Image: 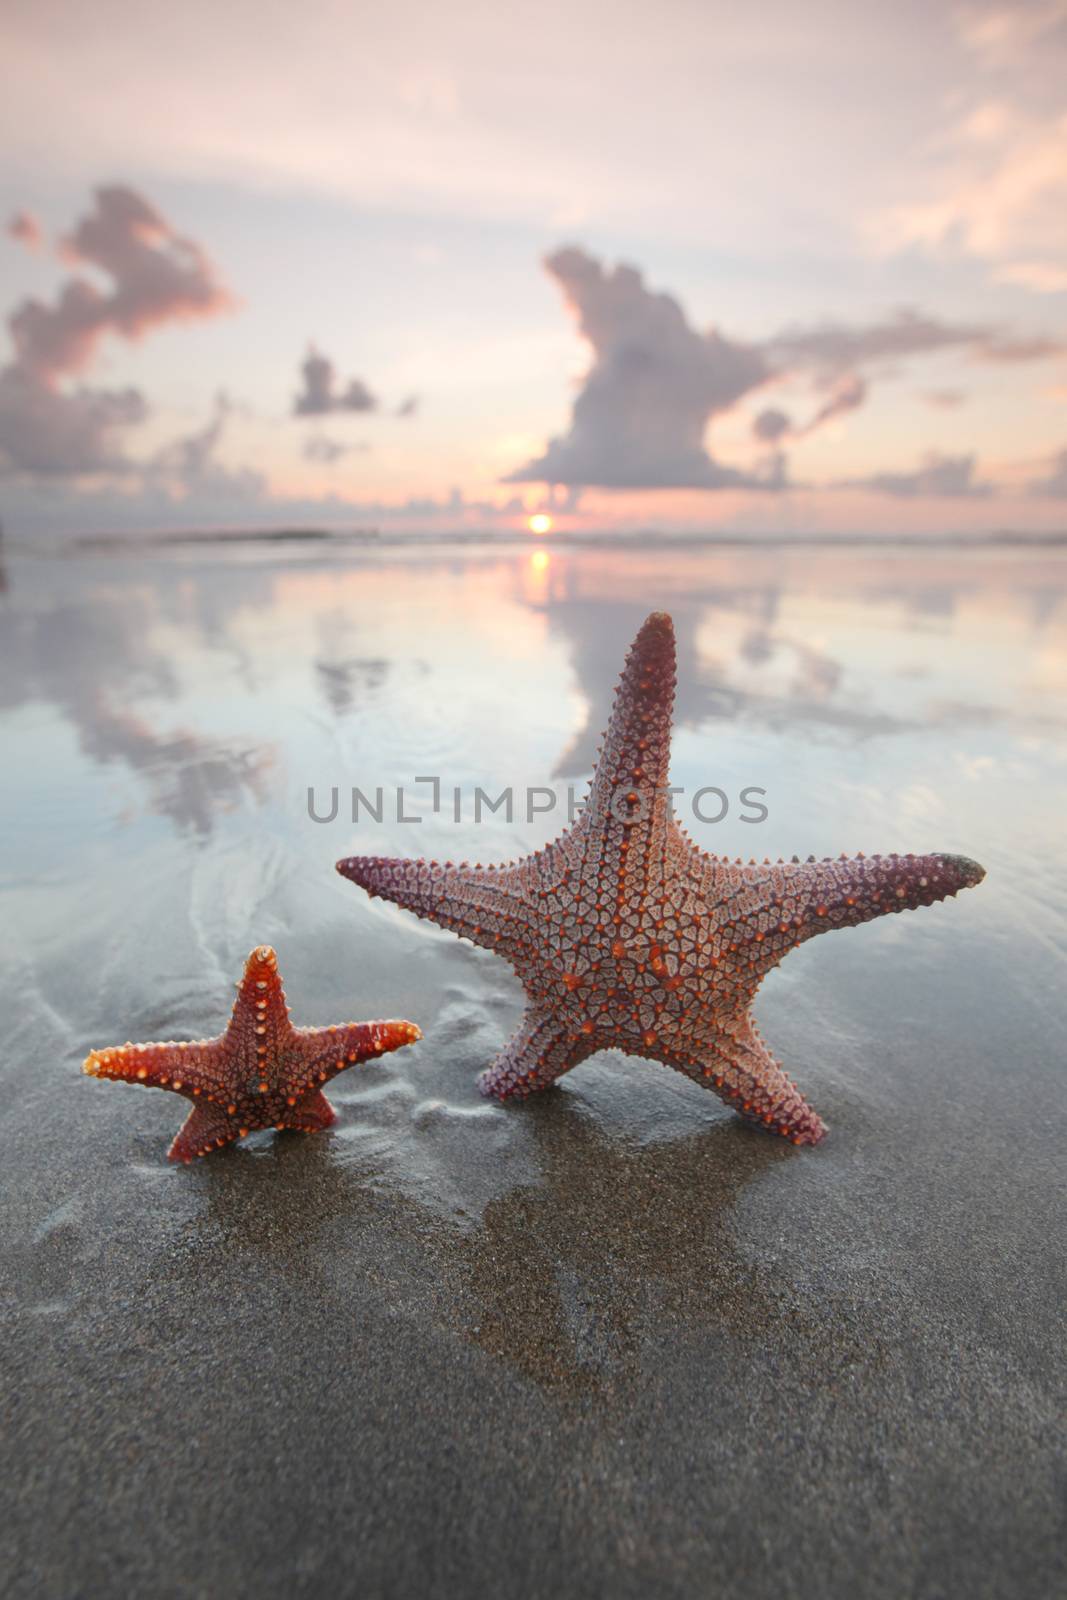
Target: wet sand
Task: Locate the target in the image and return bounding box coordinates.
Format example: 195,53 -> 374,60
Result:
1,537 -> 1065,1598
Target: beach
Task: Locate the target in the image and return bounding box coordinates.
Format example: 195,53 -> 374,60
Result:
1,534 -> 1065,1598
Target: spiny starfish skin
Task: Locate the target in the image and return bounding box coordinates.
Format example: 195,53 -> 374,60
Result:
337,613 -> 985,1145
84,945 -> 421,1161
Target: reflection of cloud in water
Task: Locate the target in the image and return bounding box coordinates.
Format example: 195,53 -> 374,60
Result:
314,610 -> 389,716
5,539 -> 1066,838
514,548 -> 1067,774
83,697 -> 273,836
0,582 -> 274,836
524,593 -> 895,776
315,656 -> 389,717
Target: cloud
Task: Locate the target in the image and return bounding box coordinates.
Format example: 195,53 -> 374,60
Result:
995,260 -> 1067,293
978,334 -> 1066,361
802,371 -> 867,433
758,309 -> 1060,450
924,389 -> 967,408
752,407 -> 791,443
11,185 -> 232,385
303,434 -> 367,464
1,464 -> 536,538
505,247 -> 769,489
1029,447 -> 1067,497
508,249 -> 1065,492
956,2 -> 1067,63
752,376 -> 865,444
874,6 -> 1067,286
844,452 -> 992,498
884,116 -> 1067,287
149,393 -> 265,502
294,346 -> 378,416
0,368 -> 146,476
7,211 -> 42,250
0,185 -> 233,479
768,308 -> 996,371
396,394 -> 419,418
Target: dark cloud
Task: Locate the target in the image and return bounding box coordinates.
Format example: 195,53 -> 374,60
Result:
762,312 -> 1061,456
755,376 -> 865,446
7,211 -> 42,250
0,185 -> 233,479
1029,448 -> 1067,498
752,407 -> 792,444
506,247 -> 769,489
294,346 -> 378,416
396,394 -> 419,418
766,308 -> 993,373
803,371 -> 867,433
765,309 -> 1064,375
508,250 -> 1064,493
844,452 -> 991,498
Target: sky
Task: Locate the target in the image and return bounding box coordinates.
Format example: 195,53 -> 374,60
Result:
1,0 -> 1066,537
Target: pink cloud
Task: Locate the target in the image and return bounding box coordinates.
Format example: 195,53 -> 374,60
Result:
7,211 -> 43,251
1,185 -> 234,477
11,185 -> 233,385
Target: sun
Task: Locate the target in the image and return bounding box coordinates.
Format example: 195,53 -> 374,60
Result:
527,512 -> 553,535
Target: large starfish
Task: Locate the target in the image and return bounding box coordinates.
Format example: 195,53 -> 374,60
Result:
84,945 -> 421,1161
337,613 -> 984,1144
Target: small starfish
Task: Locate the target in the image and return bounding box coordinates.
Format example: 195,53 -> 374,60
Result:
84,945 -> 421,1161
338,612 -> 985,1145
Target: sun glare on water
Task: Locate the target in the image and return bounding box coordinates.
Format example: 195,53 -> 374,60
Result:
527,513 -> 553,534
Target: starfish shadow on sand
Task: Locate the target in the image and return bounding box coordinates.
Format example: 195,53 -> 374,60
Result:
455,1086 -> 816,1398
115,1078 -> 814,1405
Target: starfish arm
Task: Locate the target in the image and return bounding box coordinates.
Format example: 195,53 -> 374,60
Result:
478,1009 -> 591,1100
675,1015 -> 827,1146
222,944 -> 296,1054
336,855 -> 535,962
775,851 -> 986,945
580,612 -> 678,879
287,1019 -> 422,1096
278,1088 -> 337,1133
168,1101 -> 242,1163
83,1036 -> 228,1100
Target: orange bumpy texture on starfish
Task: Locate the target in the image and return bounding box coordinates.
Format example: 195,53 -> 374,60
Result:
84,945 -> 421,1161
338,612 -> 984,1146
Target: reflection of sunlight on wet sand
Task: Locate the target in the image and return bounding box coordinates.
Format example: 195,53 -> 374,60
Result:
522,548 -> 551,606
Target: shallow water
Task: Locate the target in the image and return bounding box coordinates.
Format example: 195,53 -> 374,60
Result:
1,535 -> 1065,1598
